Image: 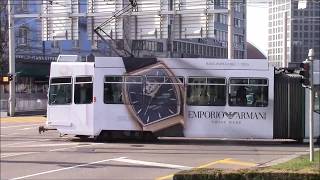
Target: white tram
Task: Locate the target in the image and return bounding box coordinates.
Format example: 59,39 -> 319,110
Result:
47,55 -> 274,139
307,60 -> 320,139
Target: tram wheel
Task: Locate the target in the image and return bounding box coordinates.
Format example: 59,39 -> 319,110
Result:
142,132 -> 158,142
75,135 -> 90,141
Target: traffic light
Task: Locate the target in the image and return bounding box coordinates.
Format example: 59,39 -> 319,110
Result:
299,60 -> 311,87
8,74 -> 13,81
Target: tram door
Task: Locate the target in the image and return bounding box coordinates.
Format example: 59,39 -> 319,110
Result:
71,76 -> 94,134
47,77 -> 73,127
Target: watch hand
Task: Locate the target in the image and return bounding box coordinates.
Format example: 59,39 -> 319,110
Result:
144,83 -> 161,98
144,96 -> 152,116
150,84 -> 162,98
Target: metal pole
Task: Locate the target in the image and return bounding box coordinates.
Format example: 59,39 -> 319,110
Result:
8,0 -> 15,116
308,48 -> 314,162
227,0 -> 234,59
283,11 -> 287,67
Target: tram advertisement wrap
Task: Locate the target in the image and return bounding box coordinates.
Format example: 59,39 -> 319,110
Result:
123,61 -> 185,133
120,59 -> 273,138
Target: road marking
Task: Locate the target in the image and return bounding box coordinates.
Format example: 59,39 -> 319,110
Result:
155,174 -> 174,180
155,158 -> 249,180
220,159 -> 257,167
49,144 -> 98,152
113,158 -> 192,170
1,152 -> 37,159
8,143 -> 85,148
1,124 -> 43,129
155,158 -> 230,180
10,157 -> 127,180
1,132 -> 31,136
1,143 -> 99,159
2,139 -> 51,147
19,127 -> 35,130
195,158 -> 232,169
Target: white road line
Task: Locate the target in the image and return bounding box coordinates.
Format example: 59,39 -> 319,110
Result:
1,143 -> 101,159
1,124 -> 43,129
10,157 -> 127,180
112,158 -> 193,170
0,132 -> 30,136
18,127 -> 35,130
2,139 -> 51,147
49,144 -> 98,152
8,143 -> 84,148
1,152 -> 37,158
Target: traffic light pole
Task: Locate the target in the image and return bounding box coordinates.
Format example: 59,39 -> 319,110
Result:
8,0 -> 16,116
308,49 -> 314,162
227,0 -> 234,59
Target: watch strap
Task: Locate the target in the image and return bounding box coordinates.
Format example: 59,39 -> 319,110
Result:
122,57 -> 158,73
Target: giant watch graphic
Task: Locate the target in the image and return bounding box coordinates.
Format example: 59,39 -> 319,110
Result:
122,58 -> 184,132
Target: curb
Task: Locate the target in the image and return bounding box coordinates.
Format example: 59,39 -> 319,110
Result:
173,169 -> 320,180
257,148 -> 320,167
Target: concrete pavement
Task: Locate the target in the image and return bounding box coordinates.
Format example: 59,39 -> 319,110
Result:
0,116 -> 314,180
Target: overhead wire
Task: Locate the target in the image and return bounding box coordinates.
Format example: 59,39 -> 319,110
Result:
2,0 -> 276,7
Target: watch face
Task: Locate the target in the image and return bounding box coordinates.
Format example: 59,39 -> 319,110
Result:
124,64 -> 181,126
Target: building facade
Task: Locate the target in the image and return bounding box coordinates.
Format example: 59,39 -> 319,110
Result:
0,0 -> 99,112
4,0 -> 248,62
268,0 -> 320,67
0,0 -> 247,112
127,0 -> 247,59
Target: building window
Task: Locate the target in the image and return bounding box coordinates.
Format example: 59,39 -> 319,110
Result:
49,77 -> 72,105
74,76 -> 93,104
20,0 -> 28,11
187,77 -> 226,106
52,41 -> 60,49
104,76 -> 124,104
229,78 -> 268,107
73,40 -> 79,49
18,27 -> 28,46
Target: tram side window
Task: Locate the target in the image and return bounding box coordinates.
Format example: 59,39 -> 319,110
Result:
49,77 -> 72,105
124,75 -> 143,105
229,78 -> 268,107
74,76 -> 93,104
104,76 -> 123,104
187,77 -> 226,106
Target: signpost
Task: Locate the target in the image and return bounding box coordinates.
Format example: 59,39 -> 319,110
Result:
308,49 -> 314,162
8,0 -> 15,116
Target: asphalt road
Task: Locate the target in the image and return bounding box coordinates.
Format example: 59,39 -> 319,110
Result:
0,116 -> 313,180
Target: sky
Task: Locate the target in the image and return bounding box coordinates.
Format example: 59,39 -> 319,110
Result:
247,4 -> 269,56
